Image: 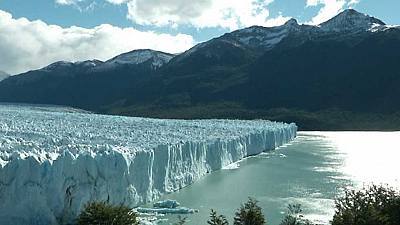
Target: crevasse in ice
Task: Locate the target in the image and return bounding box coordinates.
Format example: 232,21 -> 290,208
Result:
0,105 -> 297,225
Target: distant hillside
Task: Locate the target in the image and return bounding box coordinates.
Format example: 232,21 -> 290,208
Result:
1,10 -> 400,130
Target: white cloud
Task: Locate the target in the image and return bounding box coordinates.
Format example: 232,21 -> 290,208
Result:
55,0 -> 97,11
0,10 -> 195,75
307,0 -> 346,25
126,0 -> 279,30
56,0 -> 282,30
306,0 -> 320,6
263,14 -> 292,27
306,0 -> 362,25
348,0 -> 360,5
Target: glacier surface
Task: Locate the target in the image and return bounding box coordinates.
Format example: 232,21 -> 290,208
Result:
0,105 -> 297,225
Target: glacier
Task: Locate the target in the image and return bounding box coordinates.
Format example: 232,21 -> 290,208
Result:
0,105 -> 297,225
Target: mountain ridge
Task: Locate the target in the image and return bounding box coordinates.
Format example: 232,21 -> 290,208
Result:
1,9 -> 400,130
320,9 -> 386,32
6,9 -> 396,76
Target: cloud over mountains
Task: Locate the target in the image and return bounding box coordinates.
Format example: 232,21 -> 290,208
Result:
0,10 -> 194,74
0,0 -> 363,74
55,0 -> 361,29
307,0 -> 361,24
57,0 -> 291,30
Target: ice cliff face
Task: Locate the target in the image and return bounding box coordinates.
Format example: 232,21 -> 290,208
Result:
0,105 -> 297,225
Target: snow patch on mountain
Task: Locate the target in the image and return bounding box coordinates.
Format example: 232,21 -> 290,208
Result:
38,60 -> 102,73
179,19 -> 303,60
319,9 -> 386,32
369,24 -> 400,32
36,50 -> 173,74
227,18 -> 303,49
75,60 -> 103,68
19,10 -> 397,76
104,49 -> 174,69
40,61 -> 74,72
179,9 -> 396,60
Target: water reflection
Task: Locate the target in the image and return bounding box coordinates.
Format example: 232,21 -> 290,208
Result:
313,132 -> 400,187
153,132 -> 400,225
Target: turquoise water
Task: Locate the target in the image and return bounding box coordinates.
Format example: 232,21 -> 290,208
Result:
151,132 -> 400,225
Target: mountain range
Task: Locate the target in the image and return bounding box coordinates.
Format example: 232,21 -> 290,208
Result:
1,9 -> 399,130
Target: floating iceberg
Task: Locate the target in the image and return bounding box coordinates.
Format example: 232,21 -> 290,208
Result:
138,199 -> 195,216
0,105 -> 297,225
153,199 -> 180,209
137,207 -> 198,214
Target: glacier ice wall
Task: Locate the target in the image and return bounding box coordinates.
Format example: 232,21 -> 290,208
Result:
0,105 -> 297,225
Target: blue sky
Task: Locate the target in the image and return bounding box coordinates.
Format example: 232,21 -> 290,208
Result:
0,0 -> 399,74
1,0 -> 399,41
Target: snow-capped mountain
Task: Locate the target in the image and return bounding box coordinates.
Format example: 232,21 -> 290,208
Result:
39,60 -> 103,74
7,9 -> 397,77
223,18 -> 303,49
101,49 -> 174,70
75,59 -> 103,68
37,49 -> 173,74
177,18 -> 305,61
319,9 -> 386,32
0,49 -> 175,109
40,61 -> 74,71
1,9 -> 399,130
0,71 -> 9,81
177,9 -> 397,61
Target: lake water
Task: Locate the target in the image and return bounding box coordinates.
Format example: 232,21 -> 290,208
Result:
152,132 -> 400,225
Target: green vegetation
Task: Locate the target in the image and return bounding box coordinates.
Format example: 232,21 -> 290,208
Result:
77,201 -> 138,225
279,204 -> 313,225
76,185 -> 400,225
181,185 -> 399,225
175,216 -> 188,225
332,185 -> 400,225
233,198 -> 266,225
207,209 -> 229,225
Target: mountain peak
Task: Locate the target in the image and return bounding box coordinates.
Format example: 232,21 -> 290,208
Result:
75,59 -> 103,67
284,18 -> 299,27
40,60 -> 102,72
319,9 -> 385,32
213,19 -> 301,51
40,61 -> 74,71
105,49 -> 174,68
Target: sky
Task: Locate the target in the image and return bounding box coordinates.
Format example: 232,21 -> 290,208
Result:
0,0 -> 399,75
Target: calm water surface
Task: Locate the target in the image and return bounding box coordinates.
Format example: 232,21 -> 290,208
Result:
153,132 -> 400,225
